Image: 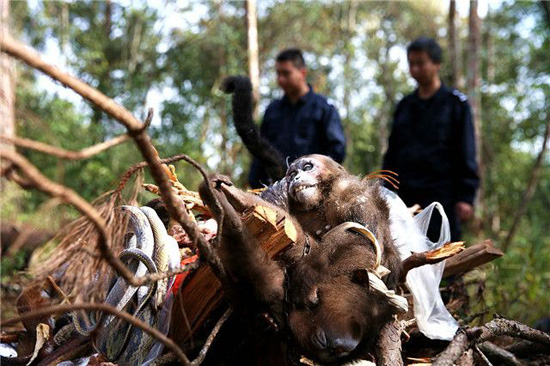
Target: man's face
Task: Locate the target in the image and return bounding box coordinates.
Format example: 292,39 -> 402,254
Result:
276,60 -> 306,95
407,50 -> 440,86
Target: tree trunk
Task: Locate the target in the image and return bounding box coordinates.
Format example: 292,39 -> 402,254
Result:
245,0 -> 260,121
502,115 -> 550,252
486,14 -> 494,83
467,0 -> 483,231
341,1 -> 357,164
448,0 -> 459,88
0,0 -> 15,152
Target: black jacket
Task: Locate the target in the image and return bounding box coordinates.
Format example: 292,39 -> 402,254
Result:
249,87 -> 346,188
382,83 -> 479,206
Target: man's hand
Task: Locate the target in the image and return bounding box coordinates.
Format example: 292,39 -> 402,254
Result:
455,201 -> 474,222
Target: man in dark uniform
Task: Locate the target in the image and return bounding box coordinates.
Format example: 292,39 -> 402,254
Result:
383,37 -> 479,241
248,48 -> 346,188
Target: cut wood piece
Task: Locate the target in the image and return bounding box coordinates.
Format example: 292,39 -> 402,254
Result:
443,239 -> 503,278
400,241 -> 465,283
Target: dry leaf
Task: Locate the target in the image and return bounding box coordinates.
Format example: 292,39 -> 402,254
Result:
26,323 -> 50,365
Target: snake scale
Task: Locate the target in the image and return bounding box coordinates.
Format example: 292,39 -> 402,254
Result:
72,205 -> 181,365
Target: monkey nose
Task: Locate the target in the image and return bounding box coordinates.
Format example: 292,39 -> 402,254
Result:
312,328 -> 359,357
329,337 -> 359,357
312,329 -> 328,350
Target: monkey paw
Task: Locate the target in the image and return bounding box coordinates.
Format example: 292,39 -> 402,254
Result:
209,173 -> 233,189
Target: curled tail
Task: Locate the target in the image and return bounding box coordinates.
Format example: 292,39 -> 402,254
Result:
220,76 -> 286,182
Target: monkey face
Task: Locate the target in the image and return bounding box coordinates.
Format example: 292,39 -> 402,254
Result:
286,155 -> 340,210
288,275 -> 386,364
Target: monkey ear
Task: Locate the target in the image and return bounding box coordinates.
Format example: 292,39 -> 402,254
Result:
306,286 -> 319,307
352,269 -> 370,290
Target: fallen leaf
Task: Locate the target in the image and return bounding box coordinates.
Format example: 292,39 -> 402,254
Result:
26,323 -> 50,365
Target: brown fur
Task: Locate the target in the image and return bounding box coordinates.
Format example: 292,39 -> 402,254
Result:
196,170 -> 401,365
285,154 -> 402,288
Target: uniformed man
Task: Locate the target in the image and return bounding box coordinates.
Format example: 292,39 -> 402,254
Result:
248,48 -> 346,188
383,37 -> 479,241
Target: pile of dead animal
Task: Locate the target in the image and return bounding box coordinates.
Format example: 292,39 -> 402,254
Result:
1,77 -> 549,366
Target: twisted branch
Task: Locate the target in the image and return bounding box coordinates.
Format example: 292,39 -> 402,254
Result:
0,35 -> 228,287
432,316 -> 550,366
0,35 -> 142,131
0,149 -> 135,283
0,133 -> 130,160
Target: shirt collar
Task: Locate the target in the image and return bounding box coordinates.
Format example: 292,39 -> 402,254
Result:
414,81 -> 447,101
282,84 -> 314,105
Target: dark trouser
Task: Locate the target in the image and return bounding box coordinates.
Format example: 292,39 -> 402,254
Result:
397,187 -> 462,242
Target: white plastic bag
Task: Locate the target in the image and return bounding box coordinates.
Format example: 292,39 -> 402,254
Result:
382,188 -> 458,341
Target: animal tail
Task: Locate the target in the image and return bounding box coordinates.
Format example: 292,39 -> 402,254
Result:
220,76 -> 286,182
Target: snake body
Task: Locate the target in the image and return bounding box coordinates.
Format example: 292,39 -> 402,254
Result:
72,205 -> 181,365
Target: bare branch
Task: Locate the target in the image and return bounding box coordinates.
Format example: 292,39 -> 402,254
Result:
432,316 -> 550,366
0,149 -> 138,284
0,35 -> 142,132
0,302 -> 190,366
478,342 -> 524,366
150,307 -> 234,366
1,37 -> 229,288
400,241 -> 464,283
190,307 -> 233,366
443,239 -> 503,278
0,133 -> 130,160
375,320 -> 405,366
132,260 -> 200,287
1,162 -> 34,188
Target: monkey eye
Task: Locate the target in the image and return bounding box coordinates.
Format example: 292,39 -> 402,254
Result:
303,163 -> 314,171
289,170 -> 298,181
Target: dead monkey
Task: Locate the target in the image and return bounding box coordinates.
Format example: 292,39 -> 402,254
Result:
287,223 -> 406,364
198,176 -> 406,365
219,76 -> 401,286
196,77 -> 405,364
263,154 -> 402,289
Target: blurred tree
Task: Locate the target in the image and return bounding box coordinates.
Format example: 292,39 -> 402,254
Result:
467,0 -> 484,230
448,0 -> 459,88
1,0 -> 15,151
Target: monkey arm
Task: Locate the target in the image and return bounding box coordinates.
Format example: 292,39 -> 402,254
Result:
198,179 -> 285,321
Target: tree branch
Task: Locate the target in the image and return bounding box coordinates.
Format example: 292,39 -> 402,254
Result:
1,36 -> 229,287
502,114 -> 550,251
146,307 -> 233,366
0,149 -> 135,282
190,307 -> 233,366
375,320 -> 407,366
432,316 -> 550,366
0,302 -> 190,366
400,241 -> 464,283
0,133 -> 130,160
0,35 -> 142,131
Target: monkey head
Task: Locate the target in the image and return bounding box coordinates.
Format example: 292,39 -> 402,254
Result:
286,154 -> 345,211
287,223 -> 400,364
288,269 -> 391,364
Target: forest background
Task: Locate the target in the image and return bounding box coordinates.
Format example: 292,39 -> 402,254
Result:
1,0 -> 549,328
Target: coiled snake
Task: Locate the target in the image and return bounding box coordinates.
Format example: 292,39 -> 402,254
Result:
72,205 -> 181,365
